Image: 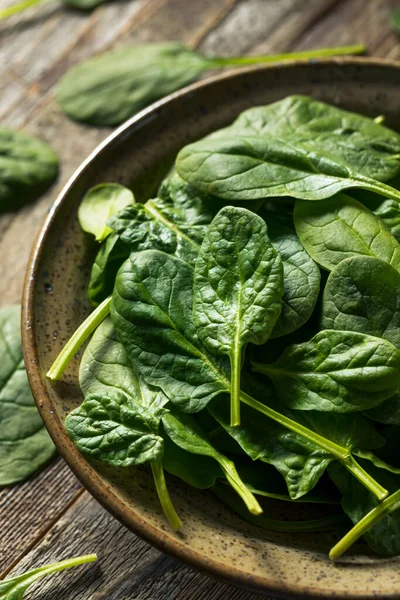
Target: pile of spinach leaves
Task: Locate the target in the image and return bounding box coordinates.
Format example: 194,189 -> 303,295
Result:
48,95 -> 400,561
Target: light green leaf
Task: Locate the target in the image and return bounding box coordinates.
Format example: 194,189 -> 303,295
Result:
78,183 -> 134,242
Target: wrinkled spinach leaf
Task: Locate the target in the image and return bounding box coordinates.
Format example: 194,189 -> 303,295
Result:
78,184 -> 134,242
0,305 -> 56,486
371,198 -> 400,242
193,206 -> 283,425
253,329 -> 400,412
0,128 -> 58,209
294,194 -> 400,271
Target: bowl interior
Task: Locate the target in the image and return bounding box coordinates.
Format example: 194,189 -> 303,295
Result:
24,59 -> 400,598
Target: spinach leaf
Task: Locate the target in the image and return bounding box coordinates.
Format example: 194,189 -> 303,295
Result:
214,95 -> 400,183
265,215 -> 321,337
253,329 -> 400,412
0,128 -> 58,209
57,43 -> 210,126
66,0 -> 106,7
0,555 -> 97,600
65,390 -> 165,466
88,234 -> 132,306
78,184 -> 134,242
56,45 -> 366,127
371,198 -> 400,242
321,256 -> 400,348
0,305 -> 56,486
329,462 -> 400,558
176,135 -> 400,203
193,206 -> 283,425
213,482 -> 347,533
294,194 -> 400,271
209,393 -> 383,500
364,393 -> 400,425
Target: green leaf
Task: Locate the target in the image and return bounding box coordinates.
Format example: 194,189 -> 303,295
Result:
57,43 -> 209,126
321,256 -> 400,348
0,305 -> 55,486
214,95 -> 400,183
88,233 -> 132,306
65,390 -> 164,466
0,555 -> 97,600
0,128 -> 58,209
176,134 -> 400,203
391,8 -> 400,34
294,194 -> 400,271
193,206 -> 283,425
111,250 -> 229,413
370,198 -> 400,242
364,392 -> 400,425
65,0 -> 106,8
253,329 -> 400,412
265,215 -> 321,337
78,184 -> 134,242
329,462 -> 400,558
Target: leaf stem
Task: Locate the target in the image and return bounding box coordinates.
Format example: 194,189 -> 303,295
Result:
230,347 -> 241,427
205,45 -> 366,67
329,488 -> 400,560
240,391 -> 388,501
218,456 -> 262,515
0,0 -> 51,19
47,296 -> 111,380
151,460 -> 182,530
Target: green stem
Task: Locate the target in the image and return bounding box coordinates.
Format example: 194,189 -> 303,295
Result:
230,347 -> 241,427
214,482 -> 348,532
0,0 -> 52,19
151,460 -> 182,530
218,456 -> 262,515
205,44 -> 366,67
21,554 -> 97,582
329,488 -> 400,560
240,392 -> 388,501
47,296 -> 111,380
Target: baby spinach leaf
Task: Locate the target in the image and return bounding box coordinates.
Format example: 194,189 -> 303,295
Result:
57,43 -> 209,126
294,194 -> 400,271
193,206 -> 284,425
65,390 -> 165,466
321,256 -> 400,348
111,249 -> 229,414
329,462 -> 400,558
265,216 -> 321,337
371,198 -> 400,242
0,128 -> 58,209
176,135 -> 400,203
253,329 -> 400,412
0,555 -> 97,600
364,393 -> 400,425
214,96 -> 400,183
0,305 -> 56,486
88,234 -> 132,306
213,481 -> 347,532
78,184 -> 134,242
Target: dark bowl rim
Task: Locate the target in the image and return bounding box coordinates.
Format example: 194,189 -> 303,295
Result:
22,56 -> 400,600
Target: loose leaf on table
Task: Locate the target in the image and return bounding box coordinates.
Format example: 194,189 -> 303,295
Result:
264,215 -> 320,338
176,134 -> 400,203
0,555 -> 97,600
253,329 -> 400,412
0,305 -> 55,486
329,462 -> 400,559
209,392 -> 384,500
56,44 -> 366,126
78,184 -> 134,242
0,128 -> 58,209
321,256 -> 400,348
193,206 -> 284,425
212,95 -> 400,183
294,194 -> 400,271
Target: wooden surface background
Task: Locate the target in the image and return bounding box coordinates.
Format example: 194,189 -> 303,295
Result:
1,0 -> 400,597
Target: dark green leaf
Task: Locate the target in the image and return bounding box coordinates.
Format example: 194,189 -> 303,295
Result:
265,215 -> 321,337
294,194 -> 400,271
0,128 -> 58,209
78,184 -> 134,242
57,43 -> 209,126
371,198 -> 400,242
364,393 -> 400,425
0,305 -> 55,486
253,329 -> 400,412
65,0 -> 106,8
88,233 -> 132,306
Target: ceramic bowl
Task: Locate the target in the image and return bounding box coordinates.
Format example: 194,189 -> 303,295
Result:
23,58 -> 400,599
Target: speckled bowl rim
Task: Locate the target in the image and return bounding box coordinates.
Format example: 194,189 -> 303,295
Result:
22,57 -> 400,599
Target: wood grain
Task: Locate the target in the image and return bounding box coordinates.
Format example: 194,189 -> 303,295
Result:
2,0 -> 400,598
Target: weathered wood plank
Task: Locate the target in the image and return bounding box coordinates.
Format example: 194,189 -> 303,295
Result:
4,492 -> 269,600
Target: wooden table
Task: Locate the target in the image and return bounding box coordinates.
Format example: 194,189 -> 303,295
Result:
1,0 -> 399,597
